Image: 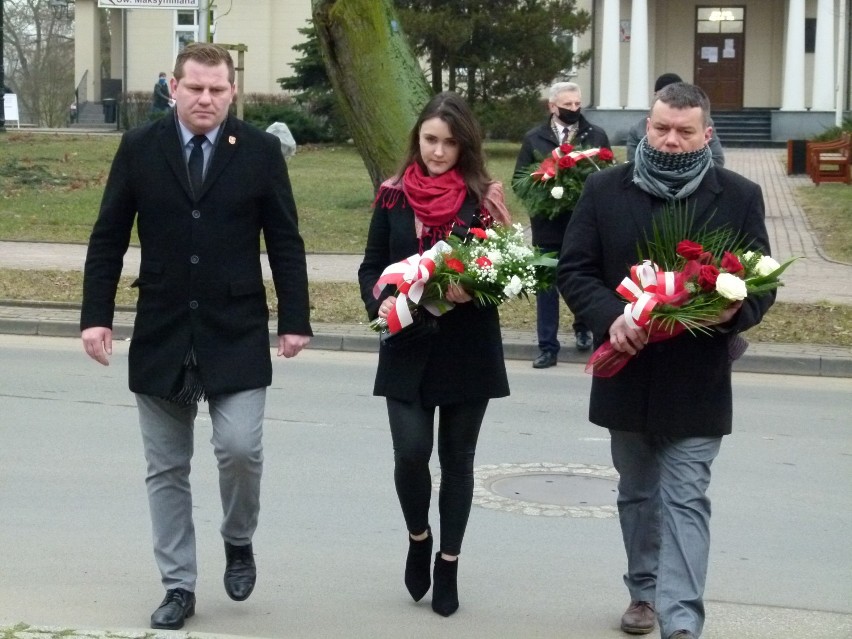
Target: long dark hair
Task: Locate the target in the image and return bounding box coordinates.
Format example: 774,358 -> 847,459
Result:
399,91 -> 492,202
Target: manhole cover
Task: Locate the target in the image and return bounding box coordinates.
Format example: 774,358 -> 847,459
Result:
433,462 -> 620,518
488,473 -> 616,507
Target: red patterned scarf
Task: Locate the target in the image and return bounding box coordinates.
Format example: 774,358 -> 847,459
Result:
401,162 -> 467,228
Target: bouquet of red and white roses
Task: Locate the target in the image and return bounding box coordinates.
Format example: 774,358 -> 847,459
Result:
513,144 -> 617,220
587,206 -> 795,377
371,223 -> 557,335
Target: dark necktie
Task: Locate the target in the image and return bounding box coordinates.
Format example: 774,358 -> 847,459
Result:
561,127 -> 573,144
188,134 -> 206,194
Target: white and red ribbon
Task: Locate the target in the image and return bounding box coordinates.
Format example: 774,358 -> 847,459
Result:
615,260 -> 685,330
372,241 -> 453,333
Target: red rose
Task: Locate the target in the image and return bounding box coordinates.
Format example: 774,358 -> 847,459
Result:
721,251 -> 744,275
558,155 -> 576,169
469,227 -> 488,240
697,264 -> 720,291
676,240 -> 703,260
559,143 -> 574,154
475,256 -> 492,268
680,259 -> 701,280
598,148 -> 614,162
698,251 -> 714,265
445,258 -> 465,274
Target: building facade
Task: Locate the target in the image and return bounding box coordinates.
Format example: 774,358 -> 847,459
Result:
73,0 -> 850,141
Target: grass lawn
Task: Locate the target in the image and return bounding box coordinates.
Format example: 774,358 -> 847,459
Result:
1,131 -> 850,346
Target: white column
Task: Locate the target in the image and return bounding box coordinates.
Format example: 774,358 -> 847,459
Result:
73,0 -> 101,102
812,0 -> 836,110
626,0 -> 650,109
837,0 -> 849,125
781,0 -> 807,110
598,0 -> 621,108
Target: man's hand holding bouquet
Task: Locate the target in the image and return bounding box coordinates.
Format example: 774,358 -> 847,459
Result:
587,205 -> 795,377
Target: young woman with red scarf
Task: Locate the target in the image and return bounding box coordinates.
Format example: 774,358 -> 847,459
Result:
358,92 -> 512,617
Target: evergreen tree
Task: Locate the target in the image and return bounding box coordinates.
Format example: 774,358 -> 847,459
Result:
277,20 -> 347,140
394,0 -> 591,104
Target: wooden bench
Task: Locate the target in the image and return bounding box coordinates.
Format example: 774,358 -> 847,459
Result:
807,132 -> 851,185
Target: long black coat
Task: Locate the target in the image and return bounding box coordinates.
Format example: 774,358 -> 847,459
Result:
81,114 -> 312,397
513,115 -> 611,248
558,163 -> 774,437
358,192 -> 510,406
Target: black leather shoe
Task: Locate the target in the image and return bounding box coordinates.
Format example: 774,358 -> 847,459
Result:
575,330 -> 593,351
532,351 -> 558,368
224,542 -> 256,601
150,588 -> 195,630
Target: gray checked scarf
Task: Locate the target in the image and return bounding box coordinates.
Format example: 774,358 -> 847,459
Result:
633,136 -> 713,201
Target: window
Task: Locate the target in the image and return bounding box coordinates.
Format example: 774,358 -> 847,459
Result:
175,10 -> 198,55
553,30 -> 577,78
696,6 -> 744,34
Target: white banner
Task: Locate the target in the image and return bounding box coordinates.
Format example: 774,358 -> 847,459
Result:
98,0 -> 200,8
4,93 -> 20,127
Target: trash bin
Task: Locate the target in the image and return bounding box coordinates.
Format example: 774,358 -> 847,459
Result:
102,98 -> 117,124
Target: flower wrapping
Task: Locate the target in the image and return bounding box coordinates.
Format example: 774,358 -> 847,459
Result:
585,205 -> 795,377
513,144 -> 617,220
371,223 -> 557,334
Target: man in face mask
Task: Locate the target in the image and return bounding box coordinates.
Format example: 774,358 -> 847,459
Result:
513,82 -> 611,368
151,72 -> 172,116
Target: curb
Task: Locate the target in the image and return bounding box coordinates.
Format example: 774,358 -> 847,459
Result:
1,313 -> 850,379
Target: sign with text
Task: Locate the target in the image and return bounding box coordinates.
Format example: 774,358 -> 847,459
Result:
4,93 -> 20,127
98,0 -> 199,8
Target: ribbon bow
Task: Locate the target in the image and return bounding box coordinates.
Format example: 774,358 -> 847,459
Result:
372,241 -> 452,333
615,260 -> 690,329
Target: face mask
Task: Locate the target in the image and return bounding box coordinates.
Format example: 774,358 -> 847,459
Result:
557,107 -> 581,125
159,78 -> 167,84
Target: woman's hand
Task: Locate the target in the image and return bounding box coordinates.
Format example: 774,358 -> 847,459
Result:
378,295 -> 397,319
445,283 -> 473,304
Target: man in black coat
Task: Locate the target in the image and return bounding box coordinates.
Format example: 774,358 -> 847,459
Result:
81,43 -> 312,630
513,81 -> 611,368
558,83 -> 775,639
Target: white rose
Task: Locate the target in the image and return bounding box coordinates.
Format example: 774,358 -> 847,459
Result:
503,275 -> 523,299
550,186 -> 564,200
715,272 -> 748,301
755,255 -> 781,277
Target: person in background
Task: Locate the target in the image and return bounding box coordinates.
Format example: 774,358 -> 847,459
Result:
81,43 -> 312,630
558,82 -> 774,639
151,72 -> 172,116
625,73 -> 725,167
358,91 -> 511,617
514,81 -> 611,368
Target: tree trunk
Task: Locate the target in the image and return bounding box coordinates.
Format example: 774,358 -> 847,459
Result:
312,0 -> 431,191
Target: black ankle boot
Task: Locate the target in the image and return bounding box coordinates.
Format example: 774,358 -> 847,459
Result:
431,552 -> 459,617
404,528 -> 432,601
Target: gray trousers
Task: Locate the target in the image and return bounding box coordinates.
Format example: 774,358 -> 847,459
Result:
136,388 -> 266,592
610,430 -> 722,639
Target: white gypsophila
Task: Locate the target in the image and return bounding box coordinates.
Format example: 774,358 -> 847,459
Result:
486,228 -> 498,239
755,255 -> 781,277
486,250 -> 503,265
716,272 -> 748,301
550,186 -> 564,200
503,275 -> 524,299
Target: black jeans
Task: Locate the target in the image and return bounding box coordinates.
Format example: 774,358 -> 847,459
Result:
386,397 -> 489,556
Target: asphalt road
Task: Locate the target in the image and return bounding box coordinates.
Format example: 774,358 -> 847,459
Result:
1,335 -> 850,639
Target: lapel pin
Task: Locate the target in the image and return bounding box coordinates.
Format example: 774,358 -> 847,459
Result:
229,136 -> 236,145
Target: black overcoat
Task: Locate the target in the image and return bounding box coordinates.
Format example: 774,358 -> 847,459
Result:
81,114 -> 312,397
558,163 -> 775,437
513,115 -> 611,248
358,192 -> 510,407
